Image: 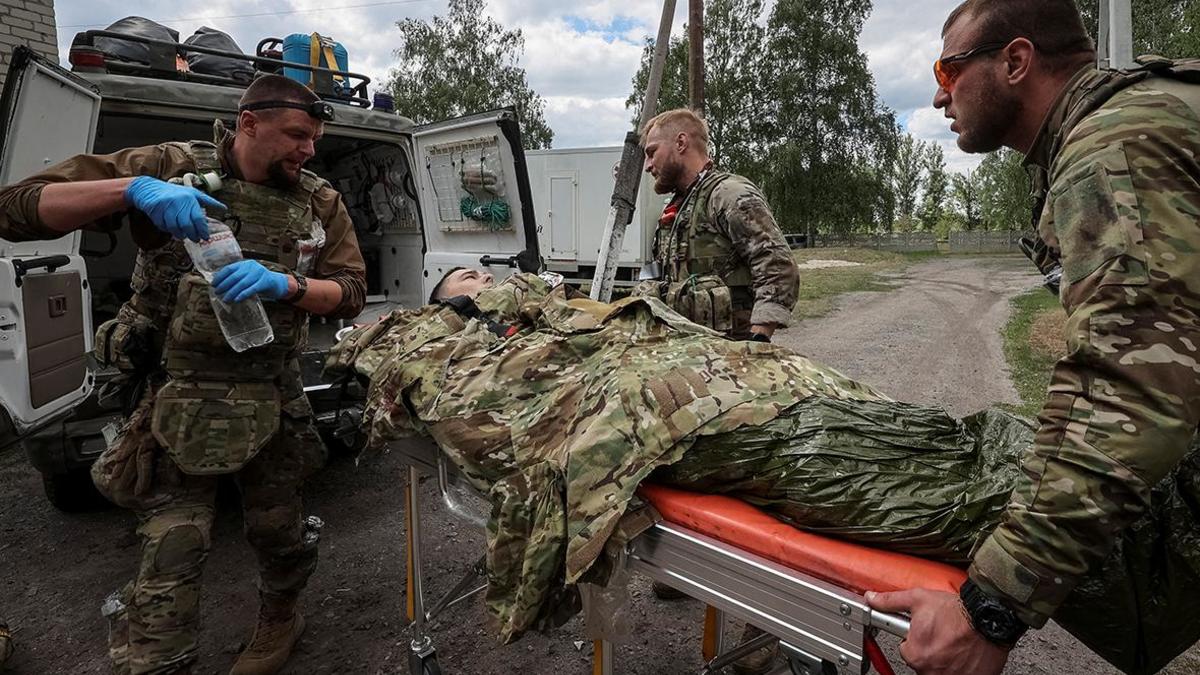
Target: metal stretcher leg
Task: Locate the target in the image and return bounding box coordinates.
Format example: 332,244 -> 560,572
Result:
593,640 -> 614,675
701,606 -> 726,662
405,465 -> 441,675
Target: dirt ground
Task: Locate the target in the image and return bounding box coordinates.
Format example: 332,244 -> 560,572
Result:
1,254 -> 1197,675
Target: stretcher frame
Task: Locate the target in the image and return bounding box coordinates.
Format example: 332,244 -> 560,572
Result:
395,437 -> 911,675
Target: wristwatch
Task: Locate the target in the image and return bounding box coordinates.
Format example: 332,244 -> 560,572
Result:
959,579 -> 1028,647
750,332 -> 771,343
284,273 -> 308,304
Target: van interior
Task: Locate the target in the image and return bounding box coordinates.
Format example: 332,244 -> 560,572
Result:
81,111 -> 425,360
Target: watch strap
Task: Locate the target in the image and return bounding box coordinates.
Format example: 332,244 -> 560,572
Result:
285,273 -> 308,304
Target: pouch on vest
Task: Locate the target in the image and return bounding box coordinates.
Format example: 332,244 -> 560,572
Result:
664,274 -> 733,333
94,311 -> 159,373
151,379 -> 281,475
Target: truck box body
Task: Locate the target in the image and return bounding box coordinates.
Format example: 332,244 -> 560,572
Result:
525,147 -> 665,284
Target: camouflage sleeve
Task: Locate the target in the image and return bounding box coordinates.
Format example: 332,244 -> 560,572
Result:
710,179 -> 800,326
0,144 -> 191,241
969,84 -> 1200,627
311,188 -> 367,319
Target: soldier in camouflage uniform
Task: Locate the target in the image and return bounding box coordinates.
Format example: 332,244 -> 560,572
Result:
0,75 -> 366,674
635,108 -> 799,342
867,2 -> 1200,674
634,106 -> 801,674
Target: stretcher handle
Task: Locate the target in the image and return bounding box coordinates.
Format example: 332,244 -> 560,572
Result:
867,608 -> 911,639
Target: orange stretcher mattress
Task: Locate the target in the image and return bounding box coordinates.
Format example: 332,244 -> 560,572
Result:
638,484 -> 967,595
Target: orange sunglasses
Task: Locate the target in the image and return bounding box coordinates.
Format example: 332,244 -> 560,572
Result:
934,41 -> 1009,92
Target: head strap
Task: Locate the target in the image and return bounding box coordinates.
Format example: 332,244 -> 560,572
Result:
239,99 -> 335,122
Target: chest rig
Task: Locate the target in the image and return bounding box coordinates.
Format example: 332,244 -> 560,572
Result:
162,139 -> 323,382
147,136 -> 324,476
657,171 -> 753,289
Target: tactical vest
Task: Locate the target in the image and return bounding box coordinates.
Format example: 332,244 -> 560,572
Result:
652,171 -> 755,335
1026,56 -> 1200,274
98,132 -> 328,476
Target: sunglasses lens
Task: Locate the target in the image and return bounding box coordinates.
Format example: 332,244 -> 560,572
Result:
934,60 -> 958,91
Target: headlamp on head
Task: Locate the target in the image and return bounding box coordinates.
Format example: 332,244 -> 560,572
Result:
238,100 -> 336,122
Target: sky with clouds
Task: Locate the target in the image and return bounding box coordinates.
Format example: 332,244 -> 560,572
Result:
52,0 -> 982,173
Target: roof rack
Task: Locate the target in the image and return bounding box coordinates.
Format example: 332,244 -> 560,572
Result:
69,29 -> 373,108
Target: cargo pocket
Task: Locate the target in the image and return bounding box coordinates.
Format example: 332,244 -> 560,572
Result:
1051,143 -> 1149,288
151,380 -> 280,475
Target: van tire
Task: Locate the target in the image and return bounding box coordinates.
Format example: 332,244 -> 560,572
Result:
41,468 -> 108,512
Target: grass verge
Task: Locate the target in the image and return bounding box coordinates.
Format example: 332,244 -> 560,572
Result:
791,248 -> 930,320
1001,288 -> 1067,417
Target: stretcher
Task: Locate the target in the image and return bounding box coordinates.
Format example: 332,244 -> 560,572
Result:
395,438 -> 967,675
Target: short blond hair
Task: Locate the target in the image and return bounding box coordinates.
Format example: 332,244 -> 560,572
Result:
640,108 -> 710,153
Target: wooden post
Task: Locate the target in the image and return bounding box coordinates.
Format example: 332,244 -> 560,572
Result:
590,0 -> 678,302
689,0 -> 705,111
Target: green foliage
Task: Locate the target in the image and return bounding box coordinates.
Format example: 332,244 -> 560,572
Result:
625,0 -> 899,237
918,143 -> 949,231
951,169 -> 982,230
892,133 -> 927,226
1076,0 -> 1200,58
976,149 -> 1034,232
385,0 -> 554,148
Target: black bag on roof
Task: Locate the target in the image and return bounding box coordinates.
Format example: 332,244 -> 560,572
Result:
184,27 -> 254,83
94,16 -> 179,67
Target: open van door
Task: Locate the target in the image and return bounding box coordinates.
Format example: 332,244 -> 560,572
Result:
412,108 -> 540,299
0,47 -> 100,446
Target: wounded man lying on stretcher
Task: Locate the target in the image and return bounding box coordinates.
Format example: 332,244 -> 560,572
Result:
326,272 -> 1200,675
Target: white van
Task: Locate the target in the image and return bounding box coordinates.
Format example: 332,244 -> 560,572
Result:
0,41 -> 540,508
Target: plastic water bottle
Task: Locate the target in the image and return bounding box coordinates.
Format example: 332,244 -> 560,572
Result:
183,218 -> 274,352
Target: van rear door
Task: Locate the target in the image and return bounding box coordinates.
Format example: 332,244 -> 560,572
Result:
0,47 -> 101,444
412,108 -> 540,299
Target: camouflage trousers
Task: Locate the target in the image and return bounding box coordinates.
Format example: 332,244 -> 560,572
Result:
105,413 -> 326,675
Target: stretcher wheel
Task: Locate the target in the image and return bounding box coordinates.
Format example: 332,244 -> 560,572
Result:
408,647 -> 442,675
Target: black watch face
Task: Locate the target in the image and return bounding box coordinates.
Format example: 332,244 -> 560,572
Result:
977,606 -> 1020,642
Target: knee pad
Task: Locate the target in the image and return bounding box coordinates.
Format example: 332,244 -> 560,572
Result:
148,522 -> 209,576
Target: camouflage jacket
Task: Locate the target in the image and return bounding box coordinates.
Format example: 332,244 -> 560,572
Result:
329,273 -> 881,641
648,170 -> 799,332
970,65 -> 1200,627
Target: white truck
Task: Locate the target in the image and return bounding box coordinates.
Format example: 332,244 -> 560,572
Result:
525,146 -> 664,286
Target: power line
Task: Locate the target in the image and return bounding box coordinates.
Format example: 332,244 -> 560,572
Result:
60,0 -> 439,29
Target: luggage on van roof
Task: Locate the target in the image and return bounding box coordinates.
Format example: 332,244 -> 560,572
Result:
184,27 -> 253,83
93,17 -> 179,66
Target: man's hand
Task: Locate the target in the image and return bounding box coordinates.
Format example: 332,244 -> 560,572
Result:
866,589 -> 1011,675
124,176 -> 226,241
212,260 -> 290,303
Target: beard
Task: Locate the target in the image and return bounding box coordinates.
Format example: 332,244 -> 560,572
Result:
653,157 -> 686,194
266,158 -> 302,188
956,72 -> 1023,154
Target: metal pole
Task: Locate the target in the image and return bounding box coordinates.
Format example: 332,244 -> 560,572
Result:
590,0 -> 677,302
689,0 -> 705,112
1098,0 -> 1134,69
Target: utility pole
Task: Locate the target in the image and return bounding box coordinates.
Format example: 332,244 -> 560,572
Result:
688,0 -> 705,111
590,0 -> 677,302
1098,0 -> 1135,69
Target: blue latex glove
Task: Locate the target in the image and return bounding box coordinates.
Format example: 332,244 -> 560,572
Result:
211,260 -> 291,303
124,176 -> 226,242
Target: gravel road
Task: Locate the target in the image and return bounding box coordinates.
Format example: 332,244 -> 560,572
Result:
1,254 -> 1195,675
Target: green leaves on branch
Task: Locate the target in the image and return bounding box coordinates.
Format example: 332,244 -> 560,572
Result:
385,0 -> 554,149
